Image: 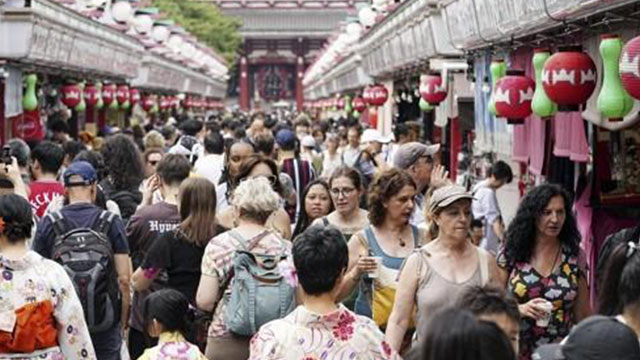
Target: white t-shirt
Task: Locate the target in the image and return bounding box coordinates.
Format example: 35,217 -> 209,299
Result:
342,146 -> 360,167
194,153 -> 224,186
472,180 -> 501,254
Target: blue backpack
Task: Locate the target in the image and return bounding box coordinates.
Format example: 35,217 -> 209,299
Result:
223,230 -> 296,336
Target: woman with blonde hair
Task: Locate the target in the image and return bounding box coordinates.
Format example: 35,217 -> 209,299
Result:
197,177 -> 292,360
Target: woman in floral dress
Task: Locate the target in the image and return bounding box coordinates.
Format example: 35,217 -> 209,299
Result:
0,194 -> 95,359
249,225 -> 400,360
497,184 -> 591,359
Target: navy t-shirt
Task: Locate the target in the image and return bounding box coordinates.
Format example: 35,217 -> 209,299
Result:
33,202 -> 130,258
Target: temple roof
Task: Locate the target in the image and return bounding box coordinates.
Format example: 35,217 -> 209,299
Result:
215,0 -> 365,9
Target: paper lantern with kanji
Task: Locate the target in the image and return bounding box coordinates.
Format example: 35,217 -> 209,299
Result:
542,46 -> 597,111
141,95 -> 155,112
494,70 -> 535,125
84,84 -> 100,107
352,97 -> 367,113
420,72 -> 447,106
368,84 -> 389,106
102,84 -> 116,106
61,84 -> 82,108
336,97 -> 345,110
116,85 -> 130,105
621,35 -> 640,100
129,88 -> 141,106
159,96 -> 171,110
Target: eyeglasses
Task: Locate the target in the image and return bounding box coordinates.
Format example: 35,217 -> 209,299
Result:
330,187 -> 356,198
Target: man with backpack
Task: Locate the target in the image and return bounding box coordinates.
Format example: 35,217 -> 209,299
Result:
33,161 -> 131,360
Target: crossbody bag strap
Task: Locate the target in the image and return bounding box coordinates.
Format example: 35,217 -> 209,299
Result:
477,248 -> 490,286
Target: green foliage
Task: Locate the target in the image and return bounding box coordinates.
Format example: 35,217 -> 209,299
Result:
153,0 -> 242,64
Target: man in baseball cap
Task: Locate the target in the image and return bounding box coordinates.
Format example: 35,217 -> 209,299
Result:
533,315 -> 640,360
393,142 -> 444,226
63,160 -> 98,187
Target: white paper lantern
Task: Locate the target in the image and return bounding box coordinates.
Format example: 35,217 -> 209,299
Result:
346,22 -> 362,38
168,35 -> 183,52
358,7 -> 376,28
134,15 -> 153,35
152,25 -> 170,43
112,1 -> 133,23
372,0 -> 387,8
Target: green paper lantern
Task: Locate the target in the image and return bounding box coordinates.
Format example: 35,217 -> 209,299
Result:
22,74 -> 38,111
96,82 -> 104,109
597,34 -> 634,121
532,49 -> 558,118
419,98 -> 434,111
109,98 -> 119,110
75,82 -> 86,112
353,110 -> 360,118
489,60 -> 507,116
344,95 -> 352,114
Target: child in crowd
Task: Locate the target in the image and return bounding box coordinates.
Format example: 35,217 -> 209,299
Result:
138,289 -> 206,360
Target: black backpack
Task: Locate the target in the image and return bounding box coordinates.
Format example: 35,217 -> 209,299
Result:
49,210 -> 121,333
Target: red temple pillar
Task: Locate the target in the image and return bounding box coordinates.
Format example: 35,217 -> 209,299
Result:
0,66 -> 5,145
239,56 -> 250,111
296,56 -> 304,111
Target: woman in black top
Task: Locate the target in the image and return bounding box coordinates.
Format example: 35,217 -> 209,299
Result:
132,177 -> 222,301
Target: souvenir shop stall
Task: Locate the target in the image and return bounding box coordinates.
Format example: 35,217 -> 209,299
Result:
0,0 -> 228,144
302,0 -> 471,178
443,0 -> 640,303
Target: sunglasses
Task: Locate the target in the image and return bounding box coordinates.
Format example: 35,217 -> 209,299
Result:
243,174 -> 278,186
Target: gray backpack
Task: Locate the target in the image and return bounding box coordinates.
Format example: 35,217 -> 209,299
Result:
223,230 -> 296,336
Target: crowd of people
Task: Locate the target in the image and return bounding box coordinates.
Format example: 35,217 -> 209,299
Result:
0,110 -> 638,360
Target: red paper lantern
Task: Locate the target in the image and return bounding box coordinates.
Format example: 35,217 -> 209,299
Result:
61,84 -> 82,108
362,87 -> 373,105
420,72 -> 448,105
336,97 -> 345,110
102,84 -> 116,106
12,110 -> 44,141
84,84 -> 100,107
129,88 -> 141,106
494,70 -> 536,125
368,84 -> 389,106
352,97 -> 367,112
542,46 -> 597,111
116,85 -> 130,105
621,35 -> 640,100
159,96 -> 170,110
141,95 -> 155,112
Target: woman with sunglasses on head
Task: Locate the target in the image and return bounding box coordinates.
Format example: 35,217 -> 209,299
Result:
292,180 -> 334,239
217,155 -> 292,240
312,166 -> 368,243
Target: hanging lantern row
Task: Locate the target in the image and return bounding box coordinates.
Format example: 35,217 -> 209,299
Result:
484,33 -> 640,125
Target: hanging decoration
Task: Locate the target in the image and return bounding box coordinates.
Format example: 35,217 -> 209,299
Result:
542,46 -> 597,111
352,96 -> 367,113
84,84 -> 100,107
419,72 -> 448,106
75,82 -> 86,112
336,97 -> 345,110
494,70 -> 535,125
368,84 -> 389,107
116,85 -> 131,110
531,48 -> 558,118
597,34 -> 634,122
419,98 -> 434,112
61,83 -> 82,109
95,82 -> 104,109
22,74 -> 38,112
488,59 -> 507,116
129,88 -> 141,106
102,83 -> 116,106
141,94 -> 155,112
621,35 -> 640,100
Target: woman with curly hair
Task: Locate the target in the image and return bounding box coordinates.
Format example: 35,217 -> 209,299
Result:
100,134 -> 145,224
497,184 -> 591,360
338,169 -> 427,336
217,154 -> 292,239
384,185 -> 500,352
